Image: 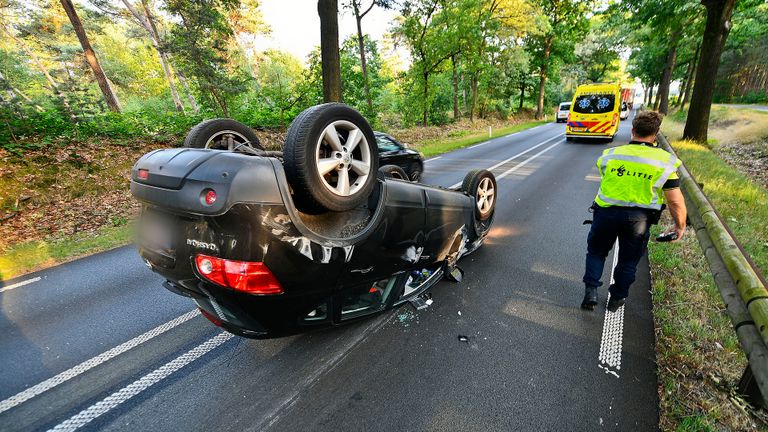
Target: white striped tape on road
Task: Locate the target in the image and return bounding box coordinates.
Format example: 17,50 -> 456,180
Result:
47,332 -> 233,432
0,310 -> 199,414
598,241 -> 625,378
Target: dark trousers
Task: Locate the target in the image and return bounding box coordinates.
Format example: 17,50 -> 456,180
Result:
582,206 -> 653,299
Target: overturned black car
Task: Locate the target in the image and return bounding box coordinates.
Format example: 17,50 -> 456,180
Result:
131,103 -> 497,338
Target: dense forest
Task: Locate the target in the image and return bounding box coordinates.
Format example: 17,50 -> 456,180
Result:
0,0 -> 766,152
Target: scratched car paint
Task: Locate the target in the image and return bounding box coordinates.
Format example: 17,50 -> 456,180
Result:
131,104 -> 496,338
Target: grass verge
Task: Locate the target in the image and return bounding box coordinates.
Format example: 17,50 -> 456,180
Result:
0,224 -> 133,281
0,119 -> 546,280
649,215 -> 766,431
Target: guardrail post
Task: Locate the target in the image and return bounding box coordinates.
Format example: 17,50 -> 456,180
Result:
739,365 -> 767,409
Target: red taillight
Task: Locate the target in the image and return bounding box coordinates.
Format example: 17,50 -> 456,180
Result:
612,113 -> 618,125
195,254 -> 283,295
198,307 -> 223,326
137,169 -> 149,180
204,189 -> 217,206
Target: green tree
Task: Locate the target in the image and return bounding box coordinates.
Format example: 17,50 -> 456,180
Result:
525,0 -> 589,119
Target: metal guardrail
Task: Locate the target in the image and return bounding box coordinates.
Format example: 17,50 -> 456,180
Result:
657,133 -> 768,408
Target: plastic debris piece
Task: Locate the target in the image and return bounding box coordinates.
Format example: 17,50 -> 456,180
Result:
458,335 -> 469,342
458,311 -> 462,316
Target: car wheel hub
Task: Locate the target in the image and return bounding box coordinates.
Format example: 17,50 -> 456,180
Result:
476,178 -> 495,215
315,120 -> 371,197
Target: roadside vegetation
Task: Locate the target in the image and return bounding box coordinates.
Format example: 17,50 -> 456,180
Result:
649,106 -> 768,430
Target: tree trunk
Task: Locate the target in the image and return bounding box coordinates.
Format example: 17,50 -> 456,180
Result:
519,81 -> 525,110
452,55 -> 459,120
126,0 -> 185,112
470,74 -> 478,122
680,42 -> 700,112
422,70 -> 429,126
647,83 -> 654,107
683,0 -> 737,142
318,0 -> 341,102
352,1 -> 373,113
535,39 -> 552,119
174,68 -> 200,114
657,30 -> 680,115
60,0 -> 122,112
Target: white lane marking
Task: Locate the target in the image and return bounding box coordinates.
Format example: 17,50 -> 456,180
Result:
598,241 -> 625,378
0,276 -> 42,293
47,331 -> 233,432
448,134 -> 564,188
424,156 -> 442,163
495,141 -> 562,180
0,310 -> 199,414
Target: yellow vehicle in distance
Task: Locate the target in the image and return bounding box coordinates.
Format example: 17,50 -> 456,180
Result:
566,82 -> 621,142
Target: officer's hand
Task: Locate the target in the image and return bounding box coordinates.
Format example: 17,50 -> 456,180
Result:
663,227 -> 685,242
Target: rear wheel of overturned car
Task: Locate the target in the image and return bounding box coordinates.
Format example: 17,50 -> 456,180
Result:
408,162 -> 423,182
379,164 -> 408,180
462,169 -> 496,222
284,103 -> 379,213
184,118 -> 263,151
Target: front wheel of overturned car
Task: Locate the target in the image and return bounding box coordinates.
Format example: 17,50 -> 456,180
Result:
284,103 -> 379,213
184,118 -> 263,151
462,169 -> 497,222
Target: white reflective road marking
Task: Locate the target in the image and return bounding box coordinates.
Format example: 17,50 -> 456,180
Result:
47,332 -> 233,432
598,241 -> 624,377
0,310 -> 199,414
448,134 -> 564,188
0,276 -> 42,293
424,156 -> 442,163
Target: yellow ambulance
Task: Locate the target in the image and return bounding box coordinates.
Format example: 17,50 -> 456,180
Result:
566,82 -> 621,142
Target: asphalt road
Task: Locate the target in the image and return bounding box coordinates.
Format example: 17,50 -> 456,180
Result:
0,113 -> 660,431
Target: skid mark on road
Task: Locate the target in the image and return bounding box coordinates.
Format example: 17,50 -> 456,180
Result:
47,331 -> 233,432
598,241 -> 624,377
0,310 -> 199,414
254,312 -> 393,432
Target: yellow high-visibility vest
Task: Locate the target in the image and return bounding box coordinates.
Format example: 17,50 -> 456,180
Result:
595,143 -> 682,210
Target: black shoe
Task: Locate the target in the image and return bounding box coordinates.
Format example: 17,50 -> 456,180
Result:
607,296 -> 626,312
581,286 -> 598,310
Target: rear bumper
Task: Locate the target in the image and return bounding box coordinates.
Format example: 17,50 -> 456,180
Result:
566,133 -> 614,139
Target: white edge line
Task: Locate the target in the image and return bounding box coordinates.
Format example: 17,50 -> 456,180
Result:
448,134 -> 564,188
424,156 -> 442,163
47,331 -> 233,432
0,309 -> 200,414
0,276 -> 42,293
597,241 -> 624,378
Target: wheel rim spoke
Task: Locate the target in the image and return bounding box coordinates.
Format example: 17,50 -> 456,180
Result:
323,124 -> 343,151
350,160 -> 369,175
318,158 -> 339,176
477,196 -> 486,211
336,168 -> 350,195
346,129 -> 362,152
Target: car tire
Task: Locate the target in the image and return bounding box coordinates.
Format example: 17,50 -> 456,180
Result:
461,169 -> 497,221
284,103 -> 379,213
566,137 -> 574,142
184,118 -> 263,150
408,162 -> 423,182
379,164 -> 408,180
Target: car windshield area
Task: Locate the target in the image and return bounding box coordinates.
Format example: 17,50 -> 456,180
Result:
572,94 -> 616,114
375,135 -> 402,152
621,102 -> 628,111
559,103 -> 571,111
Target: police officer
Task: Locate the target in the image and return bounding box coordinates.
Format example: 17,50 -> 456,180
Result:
581,111 -> 687,312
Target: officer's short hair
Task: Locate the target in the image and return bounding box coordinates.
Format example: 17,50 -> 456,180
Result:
633,111 -> 663,137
